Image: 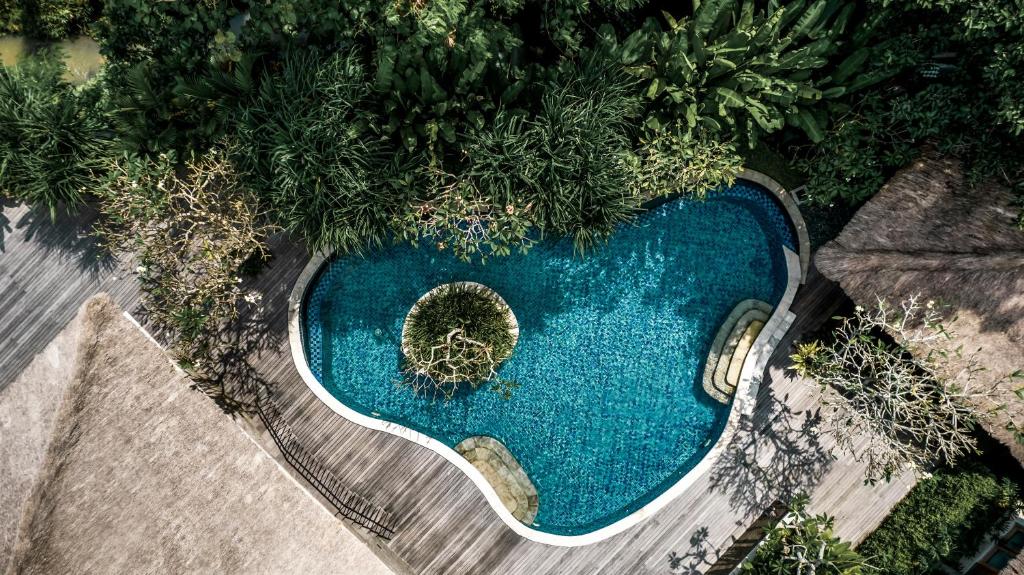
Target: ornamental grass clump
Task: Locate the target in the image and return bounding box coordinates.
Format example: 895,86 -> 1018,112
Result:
401,283 -> 517,400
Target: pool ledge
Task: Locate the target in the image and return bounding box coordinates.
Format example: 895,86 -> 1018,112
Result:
287,180 -> 804,547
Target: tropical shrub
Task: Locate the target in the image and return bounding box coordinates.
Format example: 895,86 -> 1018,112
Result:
461,59 -> 642,251
792,92 -> 915,205
632,128 -> 742,199
22,0 -> 93,39
857,462 -> 1022,575
0,49 -> 110,218
742,495 -> 873,574
610,0 -> 859,147
242,0 -> 377,49
792,296 -> 993,483
0,0 -> 23,33
96,148 -> 273,407
93,0 -> 241,155
231,49 -> 409,254
370,0 -> 527,156
795,0 -> 1024,219
395,163 -> 537,262
401,282 -> 517,399
93,0 -> 237,72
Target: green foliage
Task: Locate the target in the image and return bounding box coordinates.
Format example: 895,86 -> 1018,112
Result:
88,0 -> 876,257
243,0 -> 377,48
796,0 -> 1024,217
0,0 -> 23,33
94,0 -> 237,72
742,495 -> 873,575
395,164 -> 537,262
22,0 -> 93,39
372,0 -> 527,155
857,462 -> 1022,575
92,0 -> 242,154
609,0 -> 856,146
106,61 -> 218,155
0,49 -> 110,218
402,282 -> 517,398
231,49 -> 409,254
632,129 -> 742,198
461,59 -> 642,251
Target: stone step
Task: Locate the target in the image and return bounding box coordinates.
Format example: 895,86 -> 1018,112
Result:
702,299 -> 772,404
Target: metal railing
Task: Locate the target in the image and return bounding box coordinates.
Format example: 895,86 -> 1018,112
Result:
254,392 -> 399,540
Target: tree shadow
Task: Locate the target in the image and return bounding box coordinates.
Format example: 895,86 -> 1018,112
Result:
193,310 -> 283,415
131,258 -> 288,416
0,198 -> 14,253
666,526 -> 718,574
708,391 -> 831,519
9,202 -> 117,275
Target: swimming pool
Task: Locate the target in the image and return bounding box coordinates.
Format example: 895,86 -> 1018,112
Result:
293,180 -> 798,543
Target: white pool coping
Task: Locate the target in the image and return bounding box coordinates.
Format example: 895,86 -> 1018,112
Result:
286,179 -> 803,547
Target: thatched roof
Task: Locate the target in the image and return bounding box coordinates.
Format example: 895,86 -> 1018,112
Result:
816,156 -> 1024,464
2,295 -> 394,575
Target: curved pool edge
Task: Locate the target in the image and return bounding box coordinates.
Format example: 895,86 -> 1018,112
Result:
286,177 -> 804,547
738,168 -> 810,283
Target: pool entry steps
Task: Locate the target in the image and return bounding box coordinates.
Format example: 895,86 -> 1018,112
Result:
455,436 -> 539,524
703,299 -> 773,404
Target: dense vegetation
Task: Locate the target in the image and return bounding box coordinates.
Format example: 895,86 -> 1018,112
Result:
742,496 -> 872,575
4,0 -> 1022,251
0,48 -> 107,219
791,0 -> 1024,218
0,0 -> 94,38
857,462 -> 1022,575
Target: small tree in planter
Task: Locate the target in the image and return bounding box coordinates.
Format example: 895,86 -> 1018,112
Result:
401,282 -> 519,400
791,295 -> 998,483
742,495 -> 873,575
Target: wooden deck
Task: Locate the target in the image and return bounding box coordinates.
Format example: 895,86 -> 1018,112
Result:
0,202 -> 916,574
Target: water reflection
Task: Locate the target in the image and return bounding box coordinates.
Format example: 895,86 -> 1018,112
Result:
0,35 -> 104,84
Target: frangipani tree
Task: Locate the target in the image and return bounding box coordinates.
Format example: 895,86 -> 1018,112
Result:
792,296 -> 999,483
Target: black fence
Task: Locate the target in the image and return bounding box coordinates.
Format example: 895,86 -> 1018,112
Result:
254,392 -> 399,540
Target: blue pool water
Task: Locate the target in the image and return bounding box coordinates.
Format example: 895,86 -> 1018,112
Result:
302,182 -> 794,535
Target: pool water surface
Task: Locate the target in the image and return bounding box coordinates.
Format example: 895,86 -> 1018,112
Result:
301,182 -> 794,536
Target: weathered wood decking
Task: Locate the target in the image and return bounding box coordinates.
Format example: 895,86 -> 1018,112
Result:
1,202 -> 916,574
0,204 -> 140,390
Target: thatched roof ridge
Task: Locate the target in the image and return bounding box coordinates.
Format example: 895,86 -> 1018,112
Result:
3,295 -> 394,575
816,156 -> 1024,463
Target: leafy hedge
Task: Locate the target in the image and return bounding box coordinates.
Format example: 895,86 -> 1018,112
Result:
0,0 -> 23,34
857,462 -> 1022,575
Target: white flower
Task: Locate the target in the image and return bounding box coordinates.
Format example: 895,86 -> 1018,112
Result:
136,265 -> 147,274
243,292 -> 262,304
921,471 -> 933,479
854,305 -> 864,312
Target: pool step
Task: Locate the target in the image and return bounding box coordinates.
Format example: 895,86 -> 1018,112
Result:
702,300 -> 773,404
456,436 -> 538,525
